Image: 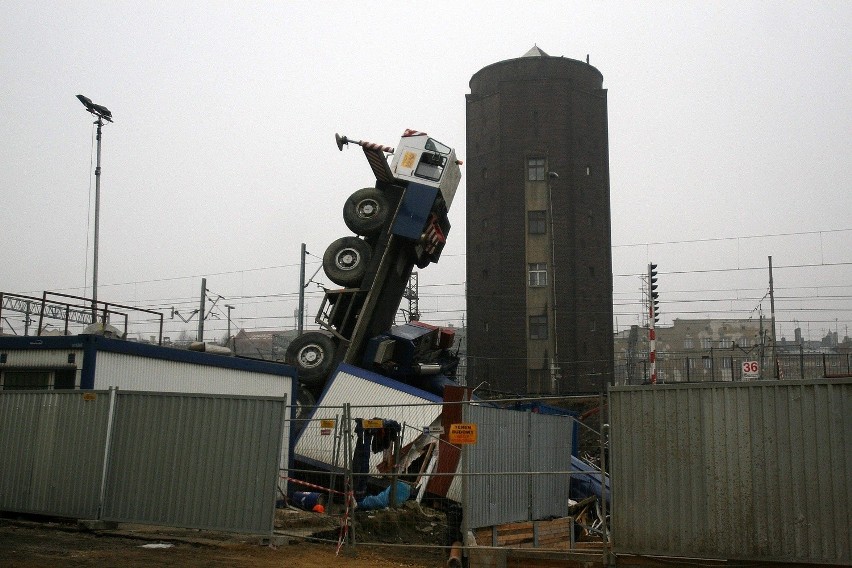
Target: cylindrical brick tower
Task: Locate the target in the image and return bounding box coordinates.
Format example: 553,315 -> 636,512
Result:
465,46 -> 614,394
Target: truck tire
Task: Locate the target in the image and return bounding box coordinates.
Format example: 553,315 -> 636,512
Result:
343,187 -> 388,236
291,384 -> 317,436
285,332 -> 336,388
294,385 -> 316,420
323,236 -> 371,287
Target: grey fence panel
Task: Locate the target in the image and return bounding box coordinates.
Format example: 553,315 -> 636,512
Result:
610,379 -> 851,564
101,391 -> 286,534
465,404 -> 529,528
529,412 -> 573,520
464,405 -> 575,529
0,391 -> 111,518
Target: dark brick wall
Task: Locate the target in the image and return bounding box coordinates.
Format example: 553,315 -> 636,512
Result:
466,55 -> 614,394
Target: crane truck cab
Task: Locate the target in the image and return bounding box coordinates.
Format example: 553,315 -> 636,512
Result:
389,130 -> 461,211
285,129 -> 463,398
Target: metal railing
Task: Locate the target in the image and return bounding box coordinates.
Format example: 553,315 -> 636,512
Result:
615,349 -> 852,384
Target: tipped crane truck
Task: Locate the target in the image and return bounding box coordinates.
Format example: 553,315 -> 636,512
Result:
285,130 -> 463,401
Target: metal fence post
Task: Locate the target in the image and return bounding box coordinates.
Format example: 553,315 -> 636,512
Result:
711,347 -> 715,382
461,396 -> 470,563
97,387 -> 118,519
599,389 -> 612,565
527,408 -> 533,522
342,402 -> 356,554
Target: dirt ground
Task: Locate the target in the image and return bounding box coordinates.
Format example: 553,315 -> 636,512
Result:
0,508 -> 449,568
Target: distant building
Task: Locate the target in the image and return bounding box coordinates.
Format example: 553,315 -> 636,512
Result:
614,318 -> 851,383
616,318 -> 766,384
465,46 -> 614,395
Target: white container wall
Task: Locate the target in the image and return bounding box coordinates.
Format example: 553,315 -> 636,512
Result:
294,364 -> 442,472
93,351 -> 291,397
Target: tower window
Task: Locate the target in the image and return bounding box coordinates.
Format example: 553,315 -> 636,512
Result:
528,210 -> 546,234
528,263 -> 548,287
529,315 -> 548,339
527,158 -> 546,181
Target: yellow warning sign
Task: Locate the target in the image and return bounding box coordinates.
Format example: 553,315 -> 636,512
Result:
320,419 -> 336,429
363,419 -> 384,429
82,392 -> 97,401
401,151 -> 416,169
448,423 -> 478,445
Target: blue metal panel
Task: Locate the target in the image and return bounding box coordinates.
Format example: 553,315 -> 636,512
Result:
80,339 -> 97,388
391,182 -> 438,240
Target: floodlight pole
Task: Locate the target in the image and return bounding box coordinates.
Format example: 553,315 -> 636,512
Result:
92,116 -> 104,320
77,94 -> 112,322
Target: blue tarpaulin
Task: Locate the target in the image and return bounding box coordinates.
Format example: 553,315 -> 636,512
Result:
569,455 -> 610,505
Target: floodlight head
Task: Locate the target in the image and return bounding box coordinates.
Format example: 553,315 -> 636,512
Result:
77,94 -> 113,122
91,103 -> 113,122
76,94 -> 94,110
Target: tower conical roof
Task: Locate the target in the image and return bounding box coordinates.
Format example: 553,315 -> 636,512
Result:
522,45 -> 549,57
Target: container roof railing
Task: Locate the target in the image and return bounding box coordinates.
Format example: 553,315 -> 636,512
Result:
0,291 -> 165,345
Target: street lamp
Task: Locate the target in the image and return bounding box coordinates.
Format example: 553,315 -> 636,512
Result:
225,304 -> 235,349
547,171 -> 560,393
76,95 -> 113,320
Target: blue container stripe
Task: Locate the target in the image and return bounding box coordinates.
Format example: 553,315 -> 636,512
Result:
80,339 -> 98,389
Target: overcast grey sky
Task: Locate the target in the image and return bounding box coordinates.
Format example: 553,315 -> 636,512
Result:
1,1 -> 849,342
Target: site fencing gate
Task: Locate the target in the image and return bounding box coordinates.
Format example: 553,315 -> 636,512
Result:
0,389 -> 287,535
289,393 -> 610,558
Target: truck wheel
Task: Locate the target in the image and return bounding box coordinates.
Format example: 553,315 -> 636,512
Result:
285,332 -> 335,388
343,187 -> 388,236
291,384 -> 317,436
323,236 -> 371,287
294,385 -> 316,420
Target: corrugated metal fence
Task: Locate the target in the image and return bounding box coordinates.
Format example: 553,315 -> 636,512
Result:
0,390 -> 287,535
610,379 -> 851,564
463,404 -> 575,529
0,391 -> 110,519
